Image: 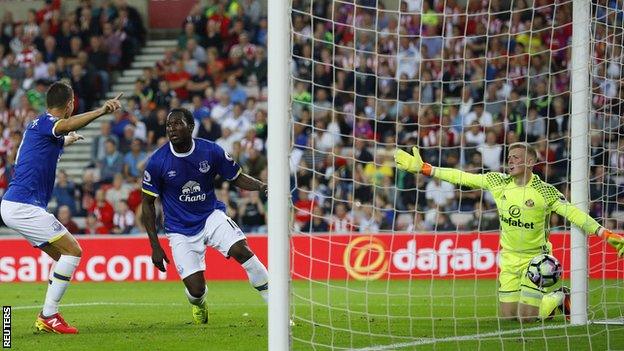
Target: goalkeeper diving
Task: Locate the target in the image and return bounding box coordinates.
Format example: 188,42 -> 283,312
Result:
395,142 -> 624,323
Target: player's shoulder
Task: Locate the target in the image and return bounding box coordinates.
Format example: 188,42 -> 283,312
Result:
529,174 -> 562,203
194,137 -> 227,156
194,137 -> 220,151
29,113 -> 56,126
483,172 -> 512,187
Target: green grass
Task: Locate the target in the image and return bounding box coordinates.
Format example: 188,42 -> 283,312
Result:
1,280 -> 623,351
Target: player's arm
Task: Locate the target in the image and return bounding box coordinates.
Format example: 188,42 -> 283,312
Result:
550,193 -> 624,257
54,93 -> 123,135
141,192 -> 170,272
232,172 -> 268,195
394,146 -> 490,189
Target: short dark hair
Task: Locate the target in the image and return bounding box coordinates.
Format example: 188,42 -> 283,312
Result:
168,108 -> 194,127
46,81 -> 73,109
508,142 -> 538,162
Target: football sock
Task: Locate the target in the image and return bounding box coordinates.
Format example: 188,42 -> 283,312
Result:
185,286 -> 207,306
48,261 -> 56,285
241,255 -> 268,304
42,255 -> 80,317
538,291 -> 565,319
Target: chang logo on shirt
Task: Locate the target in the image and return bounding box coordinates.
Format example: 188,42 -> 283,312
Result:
179,180 -> 206,202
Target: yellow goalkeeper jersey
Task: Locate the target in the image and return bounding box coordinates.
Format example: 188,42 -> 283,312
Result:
433,168 -> 600,253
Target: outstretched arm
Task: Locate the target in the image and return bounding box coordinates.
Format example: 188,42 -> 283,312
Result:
394,146 -> 490,190
141,192 -> 169,272
54,93 -> 123,135
551,199 -> 624,257
232,172 -> 268,195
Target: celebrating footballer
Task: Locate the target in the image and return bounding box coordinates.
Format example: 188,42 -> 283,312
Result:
141,108 -> 269,324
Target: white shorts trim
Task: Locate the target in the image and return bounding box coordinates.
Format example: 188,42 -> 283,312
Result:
0,200 -> 68,247
167,210 -> 246,279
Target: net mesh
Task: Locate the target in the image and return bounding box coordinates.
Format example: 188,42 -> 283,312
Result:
288,0 -> 624,349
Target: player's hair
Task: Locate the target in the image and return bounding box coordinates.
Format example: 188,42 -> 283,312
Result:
168,108 -> 194,127
508,142 -> 538,162
46,81 -> 73,109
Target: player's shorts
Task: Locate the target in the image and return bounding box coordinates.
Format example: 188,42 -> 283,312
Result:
0,200 -> 68,248
167,209 -> 246,279
498,249 -> 559,307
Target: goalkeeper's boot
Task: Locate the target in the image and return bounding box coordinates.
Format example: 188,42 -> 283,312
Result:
191,300 -> 209,324
557,286 -> 571,321
35,312 -> 78,334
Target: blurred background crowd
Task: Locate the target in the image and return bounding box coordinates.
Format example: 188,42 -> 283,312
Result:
0,0 -> 622,235
289,0 -> 624,234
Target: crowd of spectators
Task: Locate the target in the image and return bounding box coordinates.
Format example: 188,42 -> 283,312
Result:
1,0 -> 624,235
54,0 -> 268,235
0,0 -> 146,233
290,0 -> 624,233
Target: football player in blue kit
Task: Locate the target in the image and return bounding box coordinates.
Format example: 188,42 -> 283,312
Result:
141,108 -> 269,324
0,81 -> 122,334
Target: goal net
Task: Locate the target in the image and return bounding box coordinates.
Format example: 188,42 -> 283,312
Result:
286,0 -> 624,349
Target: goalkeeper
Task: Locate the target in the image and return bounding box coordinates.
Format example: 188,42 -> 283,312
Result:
395,142 -> 624,322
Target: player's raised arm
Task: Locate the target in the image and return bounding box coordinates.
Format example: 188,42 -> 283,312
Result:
394,145 -> 490,190
549,192 -> 624,257
54,93 -> 123,135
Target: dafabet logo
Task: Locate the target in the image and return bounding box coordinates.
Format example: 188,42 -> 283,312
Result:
343,236 -> 389,281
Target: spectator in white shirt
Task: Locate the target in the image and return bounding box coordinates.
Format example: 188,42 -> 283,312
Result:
221,103 -> 252,140
216,127 -> 237,154
113,200 -> 135,234
464,122 -> 486,146
464,103 -> 494,127
477,131 -> 503,171
425,178 -> 456,208
210,91 -> 233,125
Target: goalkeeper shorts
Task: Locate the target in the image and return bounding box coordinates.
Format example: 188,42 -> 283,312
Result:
498,251 -> 560,307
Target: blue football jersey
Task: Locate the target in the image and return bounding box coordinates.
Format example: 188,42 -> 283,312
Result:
142,138 -> 241,236
4,113 -> 65,208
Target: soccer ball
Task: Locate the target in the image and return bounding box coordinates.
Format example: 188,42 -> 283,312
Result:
526,254 -> 562,288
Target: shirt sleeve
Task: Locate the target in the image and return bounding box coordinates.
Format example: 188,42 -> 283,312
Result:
39,116 -> 63,138
546,187 -> 601,235
213,144 -> 241,181
432,167 -> 503,191
141,156 -> 162,198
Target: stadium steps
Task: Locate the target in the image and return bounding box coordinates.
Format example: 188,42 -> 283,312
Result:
58,38 -> 177,183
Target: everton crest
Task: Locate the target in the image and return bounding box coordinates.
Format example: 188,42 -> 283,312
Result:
199,160 -> 211,173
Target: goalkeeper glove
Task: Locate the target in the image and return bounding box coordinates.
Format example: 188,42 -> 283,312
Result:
394,146 -> 432,175
600,228 -> 624,257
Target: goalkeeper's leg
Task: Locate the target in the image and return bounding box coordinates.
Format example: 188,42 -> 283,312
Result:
498,253 -> 524,320
519,264 -> 565,322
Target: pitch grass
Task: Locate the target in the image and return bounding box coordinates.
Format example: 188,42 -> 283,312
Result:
0,280 -> 622,351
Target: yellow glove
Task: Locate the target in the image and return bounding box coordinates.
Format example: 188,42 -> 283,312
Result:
394,146 -> 432,175
601,229 -> 624,257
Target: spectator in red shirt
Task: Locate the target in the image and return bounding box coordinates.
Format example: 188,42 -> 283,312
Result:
88,188 -> 114,233
126,177 -> 142,213
164,60 -> 190,102
57,205 -> 80,234
329,203 -> 354,233
293,186 -> 316,228
82,213 -> 109,235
